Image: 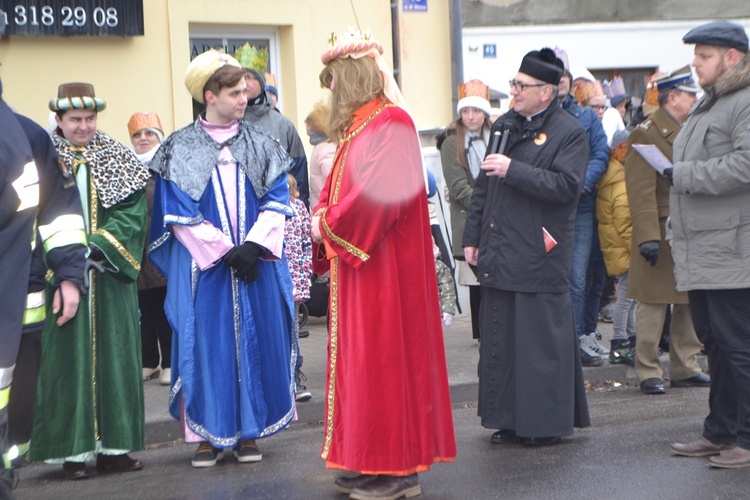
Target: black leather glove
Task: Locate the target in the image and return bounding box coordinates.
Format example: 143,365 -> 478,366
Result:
82,258 -> 106,290
663,167 -> 674,186
639,240 -> 660,267
223,242 -> 263,282
88,244 -> 106,262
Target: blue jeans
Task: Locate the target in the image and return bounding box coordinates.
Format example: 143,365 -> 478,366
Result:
570,211 -> 594,339
583,230 -> 607,334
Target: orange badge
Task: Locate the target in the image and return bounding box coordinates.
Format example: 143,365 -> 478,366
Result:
58,157 -> 71,178
534,133 -> 547,146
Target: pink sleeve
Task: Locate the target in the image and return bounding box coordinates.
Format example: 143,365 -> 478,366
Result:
172,221 -> 234,271
246,210 -> 286,260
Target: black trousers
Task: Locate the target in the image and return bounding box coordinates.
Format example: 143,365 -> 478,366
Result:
688,289 -> 750,449
7,330 -> 41,450
139,287 -> 172,369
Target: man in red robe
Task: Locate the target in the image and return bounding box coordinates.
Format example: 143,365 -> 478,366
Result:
311,31 -> 456,499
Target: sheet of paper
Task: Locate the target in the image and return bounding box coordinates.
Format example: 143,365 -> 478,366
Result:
632,144 -> 673,175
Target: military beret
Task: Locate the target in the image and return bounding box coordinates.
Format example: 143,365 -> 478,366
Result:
683,20 -> 749,53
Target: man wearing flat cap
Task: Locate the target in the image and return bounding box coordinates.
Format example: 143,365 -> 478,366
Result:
623,66 -> 706,396
149,49 -> 296,468
31,82 -> 149,479
464,47 -> 591,447
668,21 -> 750,469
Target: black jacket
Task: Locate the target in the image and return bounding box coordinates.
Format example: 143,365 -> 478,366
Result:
463,102 -> 589,293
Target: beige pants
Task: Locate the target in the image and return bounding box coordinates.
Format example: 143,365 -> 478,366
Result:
634,302 -> 703,383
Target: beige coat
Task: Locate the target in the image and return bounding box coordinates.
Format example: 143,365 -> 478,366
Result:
623,107 -> 688,304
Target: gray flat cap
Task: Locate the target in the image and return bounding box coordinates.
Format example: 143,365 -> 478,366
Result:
683,20 -> 749,53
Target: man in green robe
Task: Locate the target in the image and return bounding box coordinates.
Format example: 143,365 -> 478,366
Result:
30,83 -> 150,480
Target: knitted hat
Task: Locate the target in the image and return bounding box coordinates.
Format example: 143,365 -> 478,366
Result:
321,28 -> 384,64
574,79 -> 604,105
127,112 -> 164,142
610,129 -> 630,163
184,49 -> 242,104
518,48 -> 563,85
49,82 -> 106,112
457,79 -> 491,117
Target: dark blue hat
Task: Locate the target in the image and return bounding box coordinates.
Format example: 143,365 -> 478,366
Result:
683,20 -> 749,53
610,94 -> 630,108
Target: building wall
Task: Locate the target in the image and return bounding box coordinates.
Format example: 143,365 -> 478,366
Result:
463,0 -> 750,26
0,0 -> 452,146
463,19 -> 750,109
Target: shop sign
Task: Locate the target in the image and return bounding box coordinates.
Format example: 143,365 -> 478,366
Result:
0,0 -> 144,36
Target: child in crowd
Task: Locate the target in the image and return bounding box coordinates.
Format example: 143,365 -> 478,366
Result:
284,174 -> 313,401
595,130 -> 636,365
434,241 -> 457,327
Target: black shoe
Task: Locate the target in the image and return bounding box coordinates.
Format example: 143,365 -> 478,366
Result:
670,372 -> 711,388
524,436 -> 561,447
640,378 -> 666,395
580,348 -> 604,367
96,453 -> 143,473
62,461 -> 90,480
334,474 -> 378,494
491,429 -> 521,445
609,338 -> 635,366
298,329 -> 309,338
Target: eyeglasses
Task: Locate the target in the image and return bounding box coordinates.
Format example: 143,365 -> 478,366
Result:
509,80 -> 546,92
587,104 -> 608,112
133,130 -> 157,139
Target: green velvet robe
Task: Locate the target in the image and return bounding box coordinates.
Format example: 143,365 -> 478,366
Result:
31,136 -> 148,461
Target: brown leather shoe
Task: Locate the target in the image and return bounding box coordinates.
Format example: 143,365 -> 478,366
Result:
708,446 -> 750,468
334,474 -> 377,494
350,474 -> 421,500
671,437 -> 730,457
62,461 -> 89,480
96,453 -> 144,473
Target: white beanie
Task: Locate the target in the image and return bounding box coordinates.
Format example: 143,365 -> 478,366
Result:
457,95 -> 491,117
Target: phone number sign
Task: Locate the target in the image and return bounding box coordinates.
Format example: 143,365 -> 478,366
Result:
0,0 -> 143,36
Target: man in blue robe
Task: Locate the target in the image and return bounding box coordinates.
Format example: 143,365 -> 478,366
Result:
149,50 -> 296,468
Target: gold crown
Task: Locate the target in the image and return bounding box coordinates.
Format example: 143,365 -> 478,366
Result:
458,79 -> 490,101
574,79 -> 604,106
321,28 -> 383,64
234,42 -> 269,73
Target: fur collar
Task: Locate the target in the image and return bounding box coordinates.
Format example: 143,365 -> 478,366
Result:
715,53 -> 750,96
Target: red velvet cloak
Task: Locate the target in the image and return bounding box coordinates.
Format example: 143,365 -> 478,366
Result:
314,97 -> 456,475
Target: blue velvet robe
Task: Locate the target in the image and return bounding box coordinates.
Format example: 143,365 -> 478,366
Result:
150,143 -> 295,447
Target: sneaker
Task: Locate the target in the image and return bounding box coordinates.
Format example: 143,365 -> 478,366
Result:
142,367 -> 160,381
582,331 -> 610,355
159,367 -> 171,386
580,347 -> 604,367
295,369 -> 312,402
598,303 -> 614,323
609,339 -> 635,366
234,440 -> 262,463
191,442 -> 223,468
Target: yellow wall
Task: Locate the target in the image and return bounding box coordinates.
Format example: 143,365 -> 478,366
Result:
0,0 -> 451,146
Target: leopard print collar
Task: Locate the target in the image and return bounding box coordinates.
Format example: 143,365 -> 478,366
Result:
55,131 -> 150,208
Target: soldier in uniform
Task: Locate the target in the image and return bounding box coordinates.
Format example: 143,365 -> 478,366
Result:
623,66 -> 708,395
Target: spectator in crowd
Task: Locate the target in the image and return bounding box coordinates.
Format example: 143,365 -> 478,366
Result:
128,112 -> 172,387
235,43 -> 310,207
668,21 -> 750,468
312,30 -> 456,498
556,56 -> 611,367
149,50 -> 296,468
623,66 -> 706,395
595,130 -> 636,365
464,47 -> 591,447
438,79 -> 493,341
32,82 -> 149,480
305,101 -> 336,209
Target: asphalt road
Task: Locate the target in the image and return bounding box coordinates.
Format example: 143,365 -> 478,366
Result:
13,385 -> 750,499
